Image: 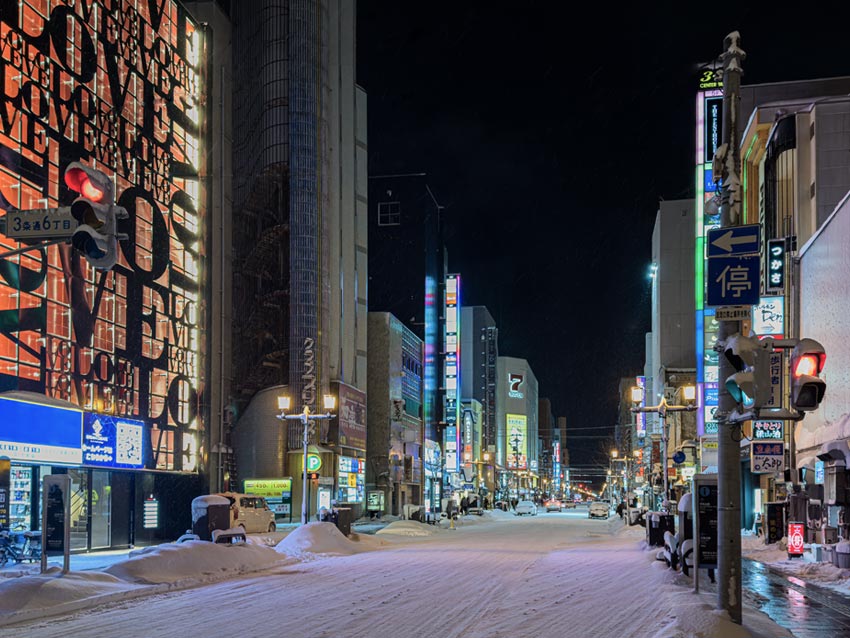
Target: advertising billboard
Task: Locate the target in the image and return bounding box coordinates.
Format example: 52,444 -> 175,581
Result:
337,456 -> 365,503
82,413 -> 145,469
0,1 -> 206,472
336,383 -> 367,450
506,414 -> 527,470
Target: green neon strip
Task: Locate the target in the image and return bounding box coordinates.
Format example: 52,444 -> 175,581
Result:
742,136 -> 757,223
695,236 -> 704,310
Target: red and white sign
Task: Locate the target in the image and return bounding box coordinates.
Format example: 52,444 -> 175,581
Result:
787,521 -> 805,557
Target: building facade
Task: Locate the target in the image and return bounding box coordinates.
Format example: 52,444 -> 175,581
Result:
229,0 -> 367,523
495,356 -> 538,500
0,0 -> 209,545
366,312 -> 423,517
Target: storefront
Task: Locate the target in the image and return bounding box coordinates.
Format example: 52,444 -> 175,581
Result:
1,393 -> 201,550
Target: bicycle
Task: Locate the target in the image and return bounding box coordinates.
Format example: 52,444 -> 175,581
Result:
0,529 -> 24,566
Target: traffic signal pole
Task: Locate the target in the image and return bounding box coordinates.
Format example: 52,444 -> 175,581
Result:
716,32 -> 745,625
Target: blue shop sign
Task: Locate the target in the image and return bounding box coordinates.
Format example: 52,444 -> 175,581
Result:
0,397 -> 82,464
82,413 -> 145,469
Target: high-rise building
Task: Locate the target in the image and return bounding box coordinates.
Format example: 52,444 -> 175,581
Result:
496,356 -> 538,499
367,175 -> 447,510
460,306 -> 498,451
229,1 -> 367,521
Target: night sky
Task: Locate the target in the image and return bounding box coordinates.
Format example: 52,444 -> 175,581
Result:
356,3 -> 850,465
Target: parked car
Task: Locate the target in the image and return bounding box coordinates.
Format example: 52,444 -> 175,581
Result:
544,499 -> 562,512
216,492 -> 277,533
588,501 -> 610,519
514,500 -> 538,516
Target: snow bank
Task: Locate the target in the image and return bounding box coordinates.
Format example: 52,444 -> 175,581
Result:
105,540 -> 281,584
376,520 -> 440,537
274,521 -> 371,558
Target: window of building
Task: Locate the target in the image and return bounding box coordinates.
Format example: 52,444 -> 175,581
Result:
378,201 -> 401,226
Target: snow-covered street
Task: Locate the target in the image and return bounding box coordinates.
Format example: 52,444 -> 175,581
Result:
0,509 -> 802,638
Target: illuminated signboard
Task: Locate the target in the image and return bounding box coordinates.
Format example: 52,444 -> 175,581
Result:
243,478 -> 292,499
766,238 -> 786,292
508,373 -> 524,399
506,414 -> 527,470
752,296 -> 784,337
444,425 -> 458,473
635,376 -> 646,437
444,275 -> 461,427
752,421 -> 783,441
0,397 -> 82,464
82,413 -> 145,469
143,498 -> 159,529
695,76 -> 724,440
337,456 -> 364,503
0,1 -> 206,473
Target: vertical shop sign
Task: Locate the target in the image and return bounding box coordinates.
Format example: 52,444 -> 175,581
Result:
41,474 -> 71,573
0,457 -> 9,529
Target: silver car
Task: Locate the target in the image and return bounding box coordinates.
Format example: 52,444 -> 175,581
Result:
588,502 -> 609,519
514,500 -> 538,516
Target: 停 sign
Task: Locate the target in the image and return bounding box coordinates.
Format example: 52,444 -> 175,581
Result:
707,255 -> 760,306
751,442 -> 785,474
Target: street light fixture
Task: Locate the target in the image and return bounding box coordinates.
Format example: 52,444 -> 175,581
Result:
630,385 -> 696,508
276,394 -> 337,525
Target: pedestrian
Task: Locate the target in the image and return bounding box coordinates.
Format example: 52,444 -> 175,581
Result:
460,496 -> 469,516
483,496 -> 490,510
616,501 -> 626,520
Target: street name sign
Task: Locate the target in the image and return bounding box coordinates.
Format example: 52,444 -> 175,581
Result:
2,207 -> 76,240
707,224 -> 760,257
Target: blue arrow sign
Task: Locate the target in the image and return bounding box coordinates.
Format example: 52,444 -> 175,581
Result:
707,255 -> 760,306
707,224 -> 760,257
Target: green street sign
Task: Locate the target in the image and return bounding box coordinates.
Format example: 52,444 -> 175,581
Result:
306,454 -> 322,472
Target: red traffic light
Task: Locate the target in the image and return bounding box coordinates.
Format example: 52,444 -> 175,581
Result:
64,162 -> 114,206
65,166 -> 106,202
792,352 -> 825,377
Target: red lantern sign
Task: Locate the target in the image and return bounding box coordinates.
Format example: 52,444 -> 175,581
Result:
787,521 -> 805,557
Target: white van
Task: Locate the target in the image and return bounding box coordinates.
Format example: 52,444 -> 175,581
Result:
217,492 -> 277,533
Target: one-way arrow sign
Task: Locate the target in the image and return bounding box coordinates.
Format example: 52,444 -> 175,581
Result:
707,224 -> 760,257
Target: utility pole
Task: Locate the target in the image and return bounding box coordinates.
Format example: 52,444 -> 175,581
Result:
715,31 -> 746,625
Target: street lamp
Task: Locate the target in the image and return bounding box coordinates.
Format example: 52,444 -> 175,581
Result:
631,385 -> 696,509
277,394 -> 337,525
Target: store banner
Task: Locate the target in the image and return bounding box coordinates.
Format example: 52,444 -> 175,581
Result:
336,384 -> 367,450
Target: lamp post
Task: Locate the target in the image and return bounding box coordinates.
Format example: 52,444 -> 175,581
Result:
277,394 -> 337,525
631,385 -> 696,508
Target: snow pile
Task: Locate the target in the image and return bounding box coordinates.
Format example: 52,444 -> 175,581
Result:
376,520 -> 440,537
274,522 -> 367,558
105,540 -> 281,584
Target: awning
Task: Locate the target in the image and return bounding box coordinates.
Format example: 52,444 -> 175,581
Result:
796,455 -> 817,470
817,439 -> 850,465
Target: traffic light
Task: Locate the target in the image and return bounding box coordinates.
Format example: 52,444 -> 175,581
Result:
723,334 -> 772,409
789,338 -> 826,411
64,162 -> 128,270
